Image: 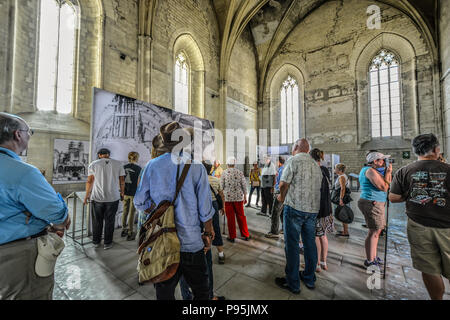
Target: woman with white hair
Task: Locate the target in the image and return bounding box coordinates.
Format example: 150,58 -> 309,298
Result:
220,157 -> 251,242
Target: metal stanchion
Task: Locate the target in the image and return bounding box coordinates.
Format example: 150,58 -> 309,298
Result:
65,191 -> 92,246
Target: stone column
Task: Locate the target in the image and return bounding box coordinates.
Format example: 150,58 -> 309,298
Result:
441,0 -> 450,154
138,34 -> 152,103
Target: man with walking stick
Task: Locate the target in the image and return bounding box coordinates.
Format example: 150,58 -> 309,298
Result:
389,134 -> 450,300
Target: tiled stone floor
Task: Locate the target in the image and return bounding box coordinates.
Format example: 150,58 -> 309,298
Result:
53,193 -> 450,300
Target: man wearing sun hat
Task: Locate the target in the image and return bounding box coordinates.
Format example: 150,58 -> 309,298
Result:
134,121 -> 215,300
358,151 -> 393,268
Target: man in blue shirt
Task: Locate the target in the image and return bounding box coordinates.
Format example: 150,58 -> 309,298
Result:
0,112 -> 70,300
265,156 -> 286,239
134,121 -> 215,300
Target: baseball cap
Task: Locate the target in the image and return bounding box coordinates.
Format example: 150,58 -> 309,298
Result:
97,148 -> 110,155
35,233 -> 65,277
366,152 -> 391,163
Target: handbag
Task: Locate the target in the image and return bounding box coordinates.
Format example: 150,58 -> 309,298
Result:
334,204 -> 354,224
210,185 -> 224,211
251,180 -> 260,187
331,187 -> 352,205
137,161 -> 190,284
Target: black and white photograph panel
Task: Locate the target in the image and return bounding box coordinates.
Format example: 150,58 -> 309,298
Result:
53,139 -> 90,184
91,88 -> 215,167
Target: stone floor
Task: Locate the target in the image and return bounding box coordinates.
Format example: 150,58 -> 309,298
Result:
53,192 -> 450,300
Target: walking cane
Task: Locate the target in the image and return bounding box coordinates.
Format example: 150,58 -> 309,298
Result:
222,212 -> 226,235
383,189 -> 390,279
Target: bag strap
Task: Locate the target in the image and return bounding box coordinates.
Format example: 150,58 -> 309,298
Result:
172,160 -> 191,205
210,185 -> 218,199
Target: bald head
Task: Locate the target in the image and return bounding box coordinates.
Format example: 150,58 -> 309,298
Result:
293,138 -> 310,155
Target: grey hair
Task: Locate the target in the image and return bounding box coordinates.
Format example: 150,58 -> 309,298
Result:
0,112 -> 24,144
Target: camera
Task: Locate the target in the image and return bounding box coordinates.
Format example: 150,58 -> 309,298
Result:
385,158 -> 395,166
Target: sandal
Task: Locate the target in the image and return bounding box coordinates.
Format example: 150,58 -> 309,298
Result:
336,231 -> 349,237
320,262 -> 328,270
316,264 -> 321,273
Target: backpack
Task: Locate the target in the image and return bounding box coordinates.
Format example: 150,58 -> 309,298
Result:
137,161 -> 191,285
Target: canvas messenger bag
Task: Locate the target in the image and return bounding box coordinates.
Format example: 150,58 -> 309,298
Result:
137,160 -> 191,284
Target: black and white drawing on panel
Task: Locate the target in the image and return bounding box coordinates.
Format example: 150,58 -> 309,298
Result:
53,139 -> 90,184
91,88 -> 215,168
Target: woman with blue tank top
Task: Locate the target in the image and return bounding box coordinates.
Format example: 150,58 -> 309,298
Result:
358,152 -> 393,268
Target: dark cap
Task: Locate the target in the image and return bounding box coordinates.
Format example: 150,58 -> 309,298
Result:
97,148 -> 111,155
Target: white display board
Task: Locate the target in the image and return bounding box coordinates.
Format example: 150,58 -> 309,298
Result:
91,88 -> 216,228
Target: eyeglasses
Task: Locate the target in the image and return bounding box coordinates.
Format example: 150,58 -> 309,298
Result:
18,128 -> 34,136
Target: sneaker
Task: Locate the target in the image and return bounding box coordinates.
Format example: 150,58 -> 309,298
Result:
93,242 -> 101,248
275,277 -> 300,294
375,257 -> 384,265
265,232 -> 279,239
104,243 -> 113,250
218,254 -> 225,264
226,237 -> 235,243
121,230 -> 128,237
364,259 -> 380,267
127,233 -> 136,241
299,271 -> 315,290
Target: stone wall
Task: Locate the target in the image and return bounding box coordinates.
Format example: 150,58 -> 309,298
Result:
441,0 -> 450,156
150,0 -> 221,119
0,0 -> 138,194
264,0 -> 441,174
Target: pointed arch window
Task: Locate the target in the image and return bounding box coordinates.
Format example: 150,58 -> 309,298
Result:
369,50 -> 401,138
36,0 -> 77,114
280,75 -> 299,144
174,52 -> 189,114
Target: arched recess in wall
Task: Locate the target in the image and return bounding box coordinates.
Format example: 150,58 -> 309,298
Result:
172,33 -> 205,118
24,0 -> 103,130
267,63 -> 306,144
355,32 -> 418,150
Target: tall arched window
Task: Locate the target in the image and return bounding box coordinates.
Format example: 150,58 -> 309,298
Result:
280,75 -> 299,144
36,0 -> 76,114
174,52 -> 189,114
369,50 -> 401,138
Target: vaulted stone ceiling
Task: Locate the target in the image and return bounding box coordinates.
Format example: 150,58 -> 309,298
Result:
209,0 -> 437,96
139,0 -> 437,84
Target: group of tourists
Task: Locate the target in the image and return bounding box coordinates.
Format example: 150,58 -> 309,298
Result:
1,111 -> 449,301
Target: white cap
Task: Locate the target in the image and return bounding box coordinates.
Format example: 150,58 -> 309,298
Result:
366,152 -> 391,163
35,233 -> 65,277
226,156 -> 236,165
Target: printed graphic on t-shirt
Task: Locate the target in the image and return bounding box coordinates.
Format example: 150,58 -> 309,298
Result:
410,171 -> 447,207
125,167 -> 136,184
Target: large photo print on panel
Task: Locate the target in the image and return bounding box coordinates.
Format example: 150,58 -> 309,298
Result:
91,88 -> 215,168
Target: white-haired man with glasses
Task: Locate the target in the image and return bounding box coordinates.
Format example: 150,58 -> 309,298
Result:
0,112 -> 70,300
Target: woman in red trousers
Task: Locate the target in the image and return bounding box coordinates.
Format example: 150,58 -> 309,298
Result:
220,157 -> 251,242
